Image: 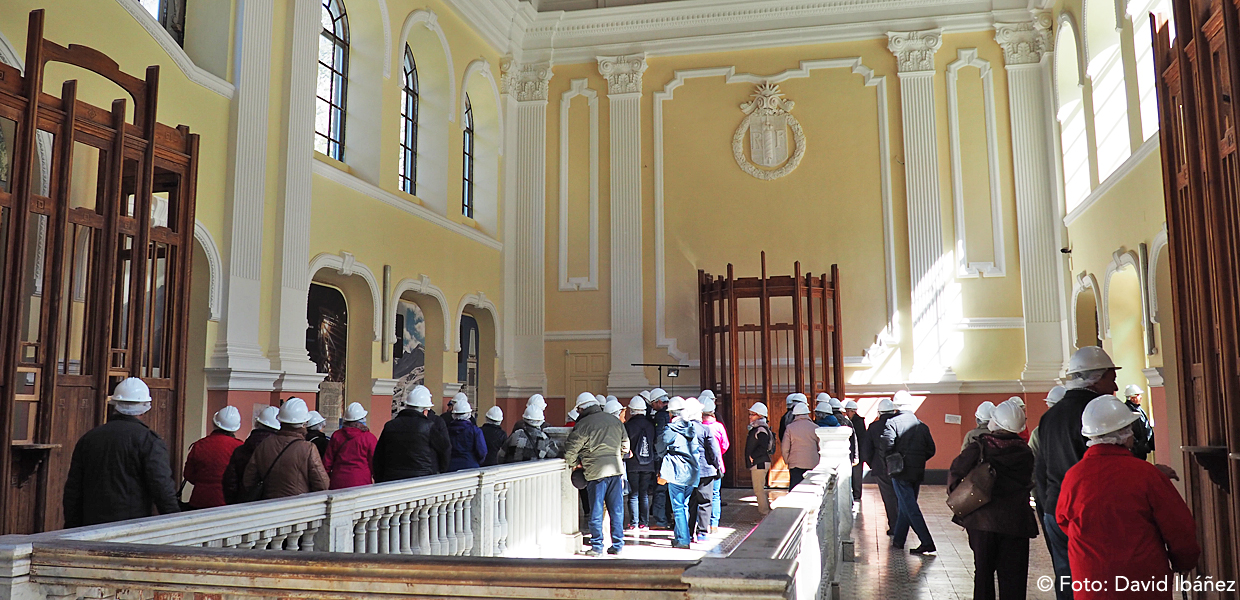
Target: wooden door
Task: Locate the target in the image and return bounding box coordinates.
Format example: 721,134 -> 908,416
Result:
565,352 -> 608,408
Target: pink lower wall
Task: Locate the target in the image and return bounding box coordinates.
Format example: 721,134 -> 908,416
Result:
206,390 -> 319,441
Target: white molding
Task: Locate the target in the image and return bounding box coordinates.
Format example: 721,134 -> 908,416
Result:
544,330 -> 612,341
1147,222 -> 1168,323
391,274 -> 454,352
653,58 -> 898,365
455,292 -> 502,356
1142,367 -> 1164,387
1063,132 -> 1160,227
1101,246 -> 1141,338
558,79 -> 600,292
308,252 -> 384,342
842,379 -> 1059,395
192,221 -> 223,322
371,378 -> 399,396
374,0 -> 393,79
461,59 -> 505,139
956,317 -> 1025,330
398,9 -> 458,122
311,161 -> 502,250
204,367 -> 282,391
946,48 -> 1006,278
113,0 -> 234,98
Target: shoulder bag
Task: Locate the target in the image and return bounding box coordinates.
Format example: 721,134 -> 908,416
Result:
238,440 -> 301,503
946,439 -> 996,517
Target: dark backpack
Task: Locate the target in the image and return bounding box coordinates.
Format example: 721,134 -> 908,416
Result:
754,424 -> 776,456
634,428 -> 654,466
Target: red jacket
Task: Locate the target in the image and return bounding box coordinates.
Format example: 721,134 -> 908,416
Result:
182,430 -> 243,509
1056,445 -> 1200,599
323,424 -> 378,490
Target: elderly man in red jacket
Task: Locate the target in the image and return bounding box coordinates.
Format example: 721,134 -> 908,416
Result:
1057,395 -> 1200,599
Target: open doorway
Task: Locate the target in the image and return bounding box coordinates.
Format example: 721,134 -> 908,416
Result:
1074,287 -> 1101,349
459,314 -> 479,404
307,283 -> 348,418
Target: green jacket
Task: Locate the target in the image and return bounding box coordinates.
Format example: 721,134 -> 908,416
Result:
563,405 -> 631,481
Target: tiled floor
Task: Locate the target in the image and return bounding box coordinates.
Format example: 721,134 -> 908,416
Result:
840,484 -> 1056,600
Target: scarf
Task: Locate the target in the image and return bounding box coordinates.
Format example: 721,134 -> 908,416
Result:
748,417 -> 769,431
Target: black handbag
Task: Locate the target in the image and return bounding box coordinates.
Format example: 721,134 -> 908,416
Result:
885,452 -> 905,477
946,440 -> 996,517
238,440 -> 300,503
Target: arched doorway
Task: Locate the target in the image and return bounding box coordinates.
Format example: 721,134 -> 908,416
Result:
307,283 -> 348,426
458,314 -> 479,405
1074,286 -> 1101,349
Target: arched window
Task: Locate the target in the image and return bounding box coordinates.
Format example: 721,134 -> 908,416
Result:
316,0 -> 349,161
399,46 -> 419,195
1131,0 -> 1176,141
1086,0 -> 1131,181
462,94 -> 475,219
1057,19 -> 1091,212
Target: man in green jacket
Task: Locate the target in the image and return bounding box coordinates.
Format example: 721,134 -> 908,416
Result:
564,392 -> 631,556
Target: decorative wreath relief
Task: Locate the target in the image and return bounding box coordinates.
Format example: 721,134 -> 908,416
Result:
733,83 -> 806,180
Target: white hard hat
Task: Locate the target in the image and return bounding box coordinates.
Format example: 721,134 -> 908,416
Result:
629,396 -> 647,412
701,397 -> 717,414
527,394 -> 547,409
1007,395 -> 1026,409
639,390 -> 652,400
595,394 -> 607,405
650,388 -> 669,403
877,399 -> 897,413
256,406 -> 280,430
110,377 -> 152,403
404,385 -> 434,409
306,411 -> 326,428
523,404 -> 545,422
815,400 -> 832,413
452,392 -> 469,406
792,403 -> 810,416
749,402 -> 769,417
893,390 -> 916,407
829,398 -> 844,410
843,400 -> 858,410
604,399 -> 624,416
486,406 -> 504,422
567,408 -> 579,421
278,398 -> 310,424
1123,384 -> 1144,399
815,392 -> 830,404
975,401 -> 996,422
667,396 -> 686,413
1045,385 -> 1067,407
344,402 -> 368,421
575,392 -> 600,410
684,398 -> 703,421
699,389 -> 716,401
606,395 -> 618,405
1066,346 -> 1119,375
1081,395 -> 1140,437
990,400 -> 1027,433
451,398 -> 473,414
213,406 -> 241,432
786,393 -> 808,405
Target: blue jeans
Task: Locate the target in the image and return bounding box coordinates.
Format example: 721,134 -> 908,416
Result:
892,478 -> 933,548
710,477 -> 722,527
668,482 -> 693,546
626,470 -> 655,527
587,475 -> 624,553
1042,512 -> 1074,599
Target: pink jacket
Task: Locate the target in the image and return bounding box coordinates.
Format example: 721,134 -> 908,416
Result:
704,418 -> 730,474
323,424 -> 378,490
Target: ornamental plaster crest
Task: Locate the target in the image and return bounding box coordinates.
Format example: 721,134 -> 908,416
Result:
500,56 -> 553,102
732,83 -> 806,181
887,30 -> 943,72
597,54 -> 648,95
994,13 -> 1053,66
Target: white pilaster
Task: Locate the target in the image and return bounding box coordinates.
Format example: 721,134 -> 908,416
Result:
598,54 -> 649,394
498,57 -> 552,397
888,31 -> 954,382
270,0 -> 325,392
208,0 -> 278,388
995,15 -> 1068,380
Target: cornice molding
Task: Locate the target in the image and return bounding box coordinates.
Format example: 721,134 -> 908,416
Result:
887,29 -> 943,72
597,54 -> 649,95
192,221 -> 223,322
114,0 -> 234,98
500,56 -> 554,102
993,12 -> 1052,65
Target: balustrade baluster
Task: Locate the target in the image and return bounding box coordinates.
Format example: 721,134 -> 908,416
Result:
270,527 -> 290,551
496,484 -> 509,555
389,506 -> 402,553
366,511 -> 380,553
429,503 -> 443,555
445,495 -> 459,555
353,516 -> 367,553
378,510 -> 392,554
462,493 -> 474,556
302,521 -> 321,552
285,524 -> 303,551
399,504 -> 413,554
416,502 -> 431,555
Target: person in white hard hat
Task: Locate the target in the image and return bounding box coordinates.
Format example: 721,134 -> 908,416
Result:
564,392 -> 631,556
480,405 -> 508,466
1028,386 -> 1067,461
863,398 -> 901,534
181,406 -> 245,509
304,410 -> 329,458
240,397 -> 329,501
604,398 -> 625,418
624,395 -> 658,531
782,403 -> 820,489
445,396 -> 487,472
880,392 -> 937,554
963,401 -> 996,452
948,399 -> 1038,600
1121,383 -> 1156,461
657,394 -> 701,549
700,394 -> 730,532
813,395 -> 839,427
1056,395 -> 1200,599
521,394 -> 549,433
684,398 -> 723,543
323,402 -> 377,489
373,385 -> 452,481
64,378 -> 180,526
841,399 -> 866,502
745,402 -> 775,515
222,405 -> 281,504
499,403 -> 563,463
647,388 -> 672,528
780,393 -> 809,440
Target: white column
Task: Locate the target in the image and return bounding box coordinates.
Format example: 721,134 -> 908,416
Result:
995,15 -> 1068,380
207,0 -> 278,386
597,54 -> 649,394
498,58 -> 552,397
269,0 -> 325,391
887,31 -> 954,382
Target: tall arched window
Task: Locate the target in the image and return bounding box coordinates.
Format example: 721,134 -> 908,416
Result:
1131,0 -> 1176,141
399,46 -> 419,195
1057,19 -> 1091,212
462,94 -> 475,219
1086,0 -> 1131,181
316,0 -> 349,161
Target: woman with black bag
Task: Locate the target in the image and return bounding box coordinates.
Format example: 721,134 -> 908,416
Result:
947,399 -> 1039,600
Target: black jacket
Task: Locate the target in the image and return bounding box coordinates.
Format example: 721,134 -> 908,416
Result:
864,413 -> 896,477
624,414 -> 658,472
63,414 -> 179,528
480,423 -> 508,467
745,420 -> 775,469
373,408 -> 452,481
880,411 -> 936,483
1126,401 -> 1156,460
779,410 -> 796,441
1033,387 -> 1099,514
948,431 -> 1039,538
305,429 -> 329,458
222,427 -> 276,504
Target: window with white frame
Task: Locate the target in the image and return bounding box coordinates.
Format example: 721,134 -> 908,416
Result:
139,0 -> 186,45
399,46 -> 419,196
1057,20 -> 1092,212
462,95 -> 475,219
1131,0 -> 1176,141
316,0 -> 349,161
1090,45 -> 1131,181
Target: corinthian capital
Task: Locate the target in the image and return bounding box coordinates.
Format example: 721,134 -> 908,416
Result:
994,13 -> 1053,65
500,56 -> 553,102
887,30 -> 943,73
596,54 -> 648,95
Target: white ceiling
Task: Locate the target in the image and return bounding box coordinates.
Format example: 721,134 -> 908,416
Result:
524,0 -> 690,11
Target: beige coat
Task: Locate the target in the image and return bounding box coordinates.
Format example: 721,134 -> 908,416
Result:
781,415 -> 821,470
241,428 -> 329,500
